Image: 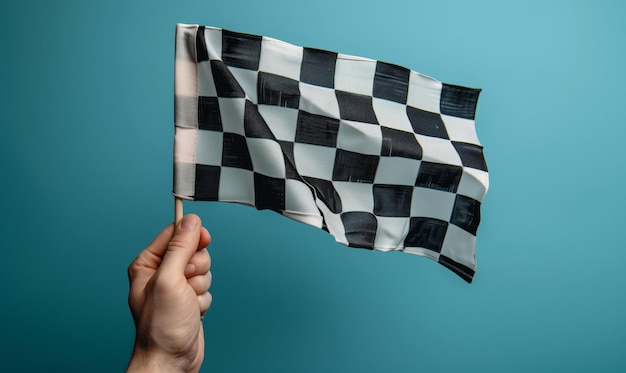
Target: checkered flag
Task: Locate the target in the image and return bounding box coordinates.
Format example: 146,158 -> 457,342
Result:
173,24 -> 488,282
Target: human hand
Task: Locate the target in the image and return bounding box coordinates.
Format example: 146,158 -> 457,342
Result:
126,214 -> 212,373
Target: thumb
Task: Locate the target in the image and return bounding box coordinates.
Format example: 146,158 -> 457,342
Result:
159,214 -> 202,276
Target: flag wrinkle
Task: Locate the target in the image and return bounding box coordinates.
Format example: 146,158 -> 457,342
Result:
243,93 -> 331,226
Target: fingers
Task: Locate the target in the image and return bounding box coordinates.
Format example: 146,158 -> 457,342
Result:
185,249 -> 211,278
128,223 -> 176,279
143,223 -> 176,258
160,214 -> 202,277
198,292 -> 213,315
187,271 -> 212,295
186,248 -> 211,297
198,227 -> 211,251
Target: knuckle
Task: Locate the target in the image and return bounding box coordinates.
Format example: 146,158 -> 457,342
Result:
167,236 -> 189,251
192,274 -> 209,292
206,250 -> 212,267
199,292 -> 213,310
127,261 -> 140,279
198,251 -> 211,268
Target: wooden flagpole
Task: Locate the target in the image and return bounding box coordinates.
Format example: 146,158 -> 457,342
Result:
175,197 -> 183,225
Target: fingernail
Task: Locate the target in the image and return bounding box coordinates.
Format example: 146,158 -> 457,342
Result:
180,215 -> 197,230
184,263 -> 195,276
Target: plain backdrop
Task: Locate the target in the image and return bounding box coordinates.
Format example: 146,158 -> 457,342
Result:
1,1 -> 625,372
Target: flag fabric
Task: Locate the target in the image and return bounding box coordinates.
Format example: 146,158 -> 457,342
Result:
173,24 -> 489,282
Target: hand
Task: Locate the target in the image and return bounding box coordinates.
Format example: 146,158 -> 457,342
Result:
127,214 -> 212,373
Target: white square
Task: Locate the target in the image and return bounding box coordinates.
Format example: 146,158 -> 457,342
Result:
406,71 -> 442,113
442,114 -> 480,144
333,181 -> 374,213
259,37 -> 303,81
293,143 -> 336,180
403,246 -> 440,260
195,130 -> 223,166
283,210 -> 324,229
175,127 -> 198,164
299,82 -> 340,119
229,67 -> 258,103
334,54 -> 376,95
203,27 -> 222,60
410,188 -> 456,221
416,134 -> 462,166
316,202 -> 346,245
175,60 -> 198,97
174,162 -> 195,198
258,105 -> 298,141
374,157 -> 420,185
175,24 -> 196,62
218,97 -> 246,135
284,179 -> 322,217
246,138 -> 286,178
336,120 -> 382,155
373,98 -> 413,133
218,167 -> 255,203
374,216 -> 410,250
457,168 -> 489,201
440,224 -> 477,269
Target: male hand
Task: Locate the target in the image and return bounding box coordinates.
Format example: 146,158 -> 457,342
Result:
127,214 -> 212,373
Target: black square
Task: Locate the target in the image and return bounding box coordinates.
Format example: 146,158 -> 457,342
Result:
341,212 -> 377,248
244,100 -> 274,139
196,26 -> 210,62
301,48 -> 337,88
194,164 -> 221,201
278,141 -> 299,180
295,111 -> 340,147
452,142 -> 488,171
221,132 -> 253,170
302,176 -> 342,213
332,149 -> 379,184
381,127 -> 422,159
221,29 -> 262,70
335,91 -> 378,124
440,84 -> 481,120
415,162 -> 463,193
373,61 -> 410,104
254,173 -> 285,211
404,217 -> 448,253
211,60 -> 245,98
198,96 -> 222,131
406,106 -> 449,139
450,194 -> 481,235
257,72 -> 300,108
373,184 -> 413,217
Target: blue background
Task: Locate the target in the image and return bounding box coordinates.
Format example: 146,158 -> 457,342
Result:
1,0 -> 625,372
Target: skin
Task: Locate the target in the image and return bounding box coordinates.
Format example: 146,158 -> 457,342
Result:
126,214 -> 212,373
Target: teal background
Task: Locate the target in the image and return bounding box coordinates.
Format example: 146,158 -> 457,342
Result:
1,0 -> 625,372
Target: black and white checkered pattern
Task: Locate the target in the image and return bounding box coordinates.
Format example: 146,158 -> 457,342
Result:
173,24 -> 488,282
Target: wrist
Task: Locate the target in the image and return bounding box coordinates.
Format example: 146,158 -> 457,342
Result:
126,345 -> 187,373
